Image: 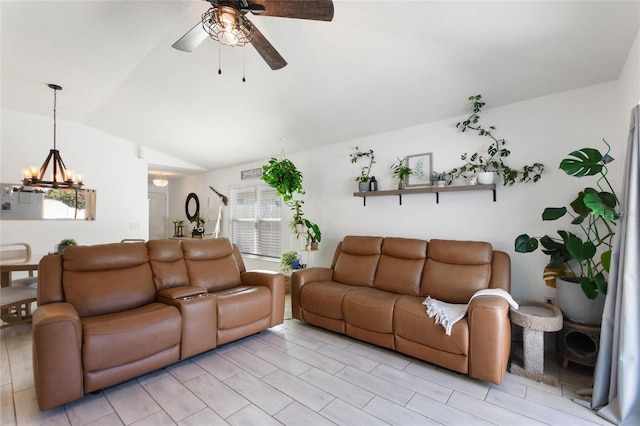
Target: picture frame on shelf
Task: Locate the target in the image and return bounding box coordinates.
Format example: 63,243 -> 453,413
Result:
405,153 -> 433,187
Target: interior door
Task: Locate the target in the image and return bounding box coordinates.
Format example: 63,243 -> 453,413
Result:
148,192 -> 167,240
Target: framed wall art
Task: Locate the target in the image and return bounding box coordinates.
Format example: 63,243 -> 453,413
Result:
405,153 -> 433,187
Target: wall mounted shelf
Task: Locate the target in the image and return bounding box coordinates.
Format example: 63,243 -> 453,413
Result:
353,184 -> 496,206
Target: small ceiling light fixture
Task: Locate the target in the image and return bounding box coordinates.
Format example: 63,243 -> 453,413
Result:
202,5 -> 253,47
153,172 -> 169,187
22,84 -> 83,189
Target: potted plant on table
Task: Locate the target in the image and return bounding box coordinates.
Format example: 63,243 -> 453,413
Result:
57,238 -> 77,254
280,251 -> 300,272
452,94 -> 544,186
350,147 -> 376,192
390,157 -> 413,190
514,139 -> 619,325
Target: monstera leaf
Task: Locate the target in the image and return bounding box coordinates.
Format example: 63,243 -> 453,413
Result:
560,148 -> 604,177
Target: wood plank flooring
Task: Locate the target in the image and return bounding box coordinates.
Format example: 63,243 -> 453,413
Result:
1,300 -> 610,426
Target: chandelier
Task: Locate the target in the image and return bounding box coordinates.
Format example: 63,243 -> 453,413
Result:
21,84 -> 83,189
153,172 -> 169,187
202,5 -> 254,47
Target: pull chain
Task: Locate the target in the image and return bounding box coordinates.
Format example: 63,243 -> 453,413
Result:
242,47 -> 246,82
218,43 -> 222,75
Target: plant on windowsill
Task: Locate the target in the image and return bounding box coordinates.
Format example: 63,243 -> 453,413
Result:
514,139 -> 618,324
350,146 -> 376,191
390,157 -> 413,190
280,250 -> 299,272
450,94 -> 544,186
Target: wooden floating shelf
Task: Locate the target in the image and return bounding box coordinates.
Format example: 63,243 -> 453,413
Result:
353,184 -> 497,206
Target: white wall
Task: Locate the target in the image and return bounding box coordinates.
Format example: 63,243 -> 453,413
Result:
0,109 -> 149,254
170,76 -> 634,302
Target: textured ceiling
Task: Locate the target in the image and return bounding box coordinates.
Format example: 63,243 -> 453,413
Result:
2,1 -> 638,176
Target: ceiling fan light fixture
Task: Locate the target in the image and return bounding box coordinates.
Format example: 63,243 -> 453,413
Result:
202,6 -> 253,47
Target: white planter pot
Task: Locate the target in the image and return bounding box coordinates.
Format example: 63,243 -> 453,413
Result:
556,278 -> 606,325
358,181 -> 369,192
437,180 -> 446,187
476,172 -> 495,185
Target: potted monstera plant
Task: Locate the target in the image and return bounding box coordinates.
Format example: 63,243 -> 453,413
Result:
514,140 -> 619,325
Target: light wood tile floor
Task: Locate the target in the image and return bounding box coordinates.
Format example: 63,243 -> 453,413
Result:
1,298 -> 611,426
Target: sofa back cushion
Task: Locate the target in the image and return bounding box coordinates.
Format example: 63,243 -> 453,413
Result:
373,238 -> 427,296
182,238 -> 241,292
421,239 -> 493,303
147,239 -> 189,290
62,243 -> 156,317
332,236 -> 383,287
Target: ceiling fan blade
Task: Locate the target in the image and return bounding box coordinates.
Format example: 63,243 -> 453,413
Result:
250,24 -> 287,70
249,0 -> 334,21
172,22 -> 209,52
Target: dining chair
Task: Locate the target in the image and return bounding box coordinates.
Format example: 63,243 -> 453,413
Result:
0,242 -> 38,287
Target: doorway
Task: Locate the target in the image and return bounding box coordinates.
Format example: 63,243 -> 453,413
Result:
148,192 -> 167,240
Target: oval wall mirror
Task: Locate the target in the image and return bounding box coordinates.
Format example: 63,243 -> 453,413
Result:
185,193 -> 200,221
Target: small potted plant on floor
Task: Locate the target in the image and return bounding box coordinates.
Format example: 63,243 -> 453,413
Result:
350,146 -> 376,192
390,157 -> 412,190
514,139 -> 618,325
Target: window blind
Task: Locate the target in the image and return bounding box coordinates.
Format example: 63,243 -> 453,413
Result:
229,184 -> 281,258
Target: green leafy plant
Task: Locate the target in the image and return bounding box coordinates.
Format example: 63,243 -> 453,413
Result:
262,158 -> 305,203
190,215 -> 205,228
390,157 -> 412,189
59,238 -> 77,246
431,171 -> 452,185
514,139 -> 619,299
280,250 -> 299,272
350,147 -> 376,183
451,94 -> 544,186
303,219 -> 322,243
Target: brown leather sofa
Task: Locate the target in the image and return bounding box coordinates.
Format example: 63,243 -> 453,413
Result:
291,236 -> 512,384
32,238 -> 284,411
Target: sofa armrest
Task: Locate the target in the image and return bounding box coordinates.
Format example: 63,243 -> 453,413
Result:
32,303 -> 84,411
467,295 -> 511,384
291,267 -> 334,320
157,286 -> 207,301
240,270 -> 285,326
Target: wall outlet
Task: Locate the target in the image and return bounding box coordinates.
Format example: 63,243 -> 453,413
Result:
544,296 -> 556,305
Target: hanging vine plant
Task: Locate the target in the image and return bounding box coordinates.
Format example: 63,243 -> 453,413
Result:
449,94 -> 545,186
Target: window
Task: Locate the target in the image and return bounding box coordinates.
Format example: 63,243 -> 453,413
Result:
229,184 -> 281,258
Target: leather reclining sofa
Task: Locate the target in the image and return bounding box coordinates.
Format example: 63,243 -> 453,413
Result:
291,236 -> 512,385
32,238 -> 284,411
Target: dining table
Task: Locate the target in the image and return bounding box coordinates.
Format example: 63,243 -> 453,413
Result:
0,253 -> 47,287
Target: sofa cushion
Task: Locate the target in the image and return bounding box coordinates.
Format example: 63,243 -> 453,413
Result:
62,244 -> 156,317
420,239 -> 492,303
300,281 -> 354,320
373,238 -> 427,296
81,303 -> 181,372
147,240 -> 189,291
394,296 -> 469,355
333,236 -> 383,287
182,239 -> 242,292
343,288 -> 400,333
213,286 -> 271,329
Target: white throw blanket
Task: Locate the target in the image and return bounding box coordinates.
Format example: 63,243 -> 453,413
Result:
422,288 -> 519,336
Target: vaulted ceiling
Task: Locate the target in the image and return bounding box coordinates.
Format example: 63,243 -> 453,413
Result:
2,1 -> 638,174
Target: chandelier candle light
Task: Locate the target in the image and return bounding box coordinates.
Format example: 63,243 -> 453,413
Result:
22,84 -> 83,189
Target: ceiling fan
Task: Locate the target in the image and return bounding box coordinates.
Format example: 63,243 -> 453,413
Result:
172,0 -> 334,70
